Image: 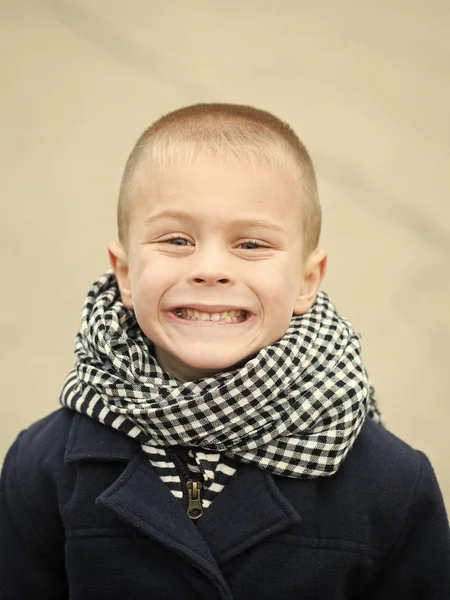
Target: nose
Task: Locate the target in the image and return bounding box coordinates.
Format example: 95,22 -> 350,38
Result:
190,274 -> 231,285
187,248 -> 234,287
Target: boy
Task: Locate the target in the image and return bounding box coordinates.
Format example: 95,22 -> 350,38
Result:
1,104 -> 449,599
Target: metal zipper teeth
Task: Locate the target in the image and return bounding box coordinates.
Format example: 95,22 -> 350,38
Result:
168,450 -> 204,520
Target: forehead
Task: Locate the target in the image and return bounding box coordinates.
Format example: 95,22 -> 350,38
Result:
133,152 -> 303,225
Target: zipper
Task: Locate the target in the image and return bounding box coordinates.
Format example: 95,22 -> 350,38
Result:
168,449 -> 204,521
186,479 -> 204,520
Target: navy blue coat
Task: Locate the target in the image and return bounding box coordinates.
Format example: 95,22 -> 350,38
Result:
1,408 -> 449,599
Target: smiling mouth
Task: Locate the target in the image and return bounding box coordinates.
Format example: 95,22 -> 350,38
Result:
173,308 -> 249,323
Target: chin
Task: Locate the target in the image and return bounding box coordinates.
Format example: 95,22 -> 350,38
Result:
178,348 -> 254,374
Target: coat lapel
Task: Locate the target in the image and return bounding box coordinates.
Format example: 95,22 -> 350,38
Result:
65,413 -> 233,599
197,464 -> 302,564
96,454 -> 234,600
65,412 -> 302,592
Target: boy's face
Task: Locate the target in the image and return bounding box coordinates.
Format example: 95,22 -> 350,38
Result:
110,154 -> 326,381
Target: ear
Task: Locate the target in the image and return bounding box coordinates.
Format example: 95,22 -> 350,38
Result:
293,248 -> 328,315
108,241 -> 134,309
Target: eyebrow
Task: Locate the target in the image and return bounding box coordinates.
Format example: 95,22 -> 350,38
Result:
144,210 -> 285,233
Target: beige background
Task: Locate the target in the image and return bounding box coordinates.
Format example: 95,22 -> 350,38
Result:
1,1 -> 449,507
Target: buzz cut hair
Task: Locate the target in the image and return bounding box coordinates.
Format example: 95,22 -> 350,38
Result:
117,103 -> 322,255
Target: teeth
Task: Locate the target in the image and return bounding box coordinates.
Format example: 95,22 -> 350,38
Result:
174,308 -> 247,322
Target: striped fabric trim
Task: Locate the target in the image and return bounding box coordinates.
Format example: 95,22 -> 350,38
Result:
142,444 -> 237,508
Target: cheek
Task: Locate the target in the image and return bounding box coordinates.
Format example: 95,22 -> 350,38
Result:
129,257 -> 175,314
252,263 -> 301,308
252,269 -> 300,344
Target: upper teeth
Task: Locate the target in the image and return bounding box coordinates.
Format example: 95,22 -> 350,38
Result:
175,308 -> 246,322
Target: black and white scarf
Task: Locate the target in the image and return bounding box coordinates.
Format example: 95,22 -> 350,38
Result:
61,272 -> 381,504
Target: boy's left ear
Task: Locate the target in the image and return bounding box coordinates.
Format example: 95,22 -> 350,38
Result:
293,249 -> 328,315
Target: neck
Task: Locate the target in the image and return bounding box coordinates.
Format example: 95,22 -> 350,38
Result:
154,346 -> 252,381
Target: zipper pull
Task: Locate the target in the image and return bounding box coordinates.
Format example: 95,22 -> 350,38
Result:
186,480 -> 203,520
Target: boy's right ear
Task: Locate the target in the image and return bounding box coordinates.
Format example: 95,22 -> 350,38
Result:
108,241 -> 134,309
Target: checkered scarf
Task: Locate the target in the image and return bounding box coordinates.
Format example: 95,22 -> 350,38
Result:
60,271 -> 381,478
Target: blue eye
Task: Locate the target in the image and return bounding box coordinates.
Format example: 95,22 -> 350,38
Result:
160,234 -> 191,246
168,237 -> 189,246
240,240 -> 264,250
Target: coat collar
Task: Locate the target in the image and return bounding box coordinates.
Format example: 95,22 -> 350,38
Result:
63,412 -> 302,597
64,411 -> 135,463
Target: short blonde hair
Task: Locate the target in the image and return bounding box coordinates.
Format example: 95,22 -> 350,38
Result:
117,103 -> 321,255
